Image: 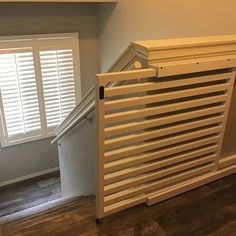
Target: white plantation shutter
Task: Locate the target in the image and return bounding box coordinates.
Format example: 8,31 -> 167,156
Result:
0,33 -> 81,147
0,51 -> 41,142
40,49 -> 76,131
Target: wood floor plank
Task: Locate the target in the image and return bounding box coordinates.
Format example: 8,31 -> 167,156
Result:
1,173 -> 236,235
0,172 -> 61,218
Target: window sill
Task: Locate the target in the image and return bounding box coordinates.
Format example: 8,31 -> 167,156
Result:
1,133 -> 55,148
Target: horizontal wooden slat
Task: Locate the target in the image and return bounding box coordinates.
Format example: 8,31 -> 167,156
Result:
105,94 -> 227,124
219,154 -> 236,169
104,155 -> 215,206
105,72 -> 232,97
105,83 -> 230,111
146,163 -> 236,206
97,68 -> 156,86
105,105 -> 226,137
103,163 -> 214,216
105,135 -> 220,173
105,147 -> 217,185
105,115 -> 224,150
105,164 -> 213,197
104,159 -> 236,216
104,194 -> 146,217
105,125 -> 222,161
105,146 -> 217,194
153,58 -> 236,77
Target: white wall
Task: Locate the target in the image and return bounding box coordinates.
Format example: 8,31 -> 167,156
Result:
58,113 -> 96,197
0,3 -> 100,184
99,0 -> 236,71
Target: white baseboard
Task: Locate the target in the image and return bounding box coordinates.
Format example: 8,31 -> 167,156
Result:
0,167 -> 60,187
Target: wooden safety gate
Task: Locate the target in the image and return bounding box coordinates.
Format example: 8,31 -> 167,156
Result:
96,68 -> 235,219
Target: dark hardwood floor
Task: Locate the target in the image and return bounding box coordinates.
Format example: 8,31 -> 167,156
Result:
0,172 -> 61,218
1,173 -> 236,235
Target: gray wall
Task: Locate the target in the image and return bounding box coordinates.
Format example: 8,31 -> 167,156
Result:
0,138 -> 58,184
99,0 -> 236,71
0,3 -> 100,184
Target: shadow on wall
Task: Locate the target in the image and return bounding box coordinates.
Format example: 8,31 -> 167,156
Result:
0,3 -> 99,39
98,2 -> 117,37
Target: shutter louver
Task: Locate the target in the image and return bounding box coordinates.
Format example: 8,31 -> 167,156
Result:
40,49 -> 76,130
0,51 -> 41,141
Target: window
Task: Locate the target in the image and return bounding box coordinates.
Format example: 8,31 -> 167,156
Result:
0,33 -> 81,147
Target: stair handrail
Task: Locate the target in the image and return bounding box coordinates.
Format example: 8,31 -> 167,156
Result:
51,86 -> 95,144
51,61 -> 142,144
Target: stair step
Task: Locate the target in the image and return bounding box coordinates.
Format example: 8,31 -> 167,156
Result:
0,196 -> 88,224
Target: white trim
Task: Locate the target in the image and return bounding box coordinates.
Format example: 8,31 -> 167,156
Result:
0,133 -> 55,148
32,44 -> 48,137
0,89 -> 7,144
72,33 -> 82,104
0,33 -> 78,43
0,166 -> 59,187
